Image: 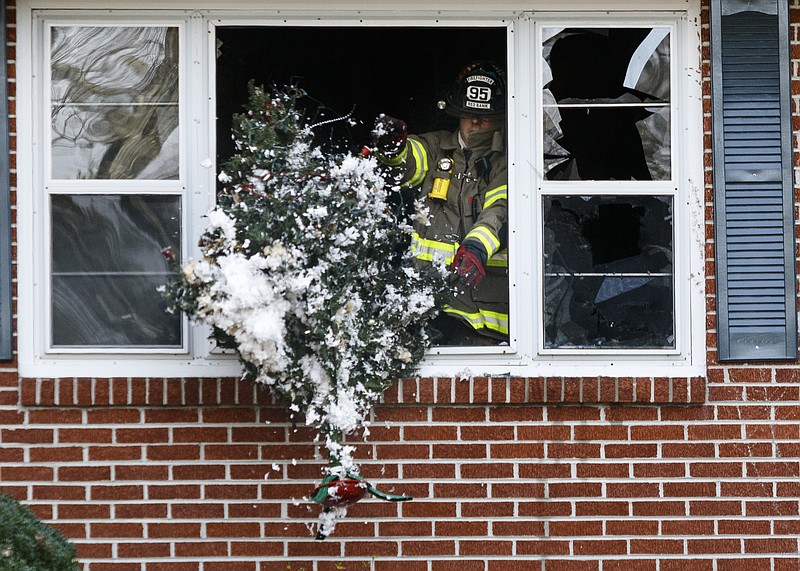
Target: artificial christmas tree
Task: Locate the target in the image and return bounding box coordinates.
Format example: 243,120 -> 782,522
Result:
164,83 -> 447,537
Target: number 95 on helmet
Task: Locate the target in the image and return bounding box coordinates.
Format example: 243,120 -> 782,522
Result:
438,60 -> 507,117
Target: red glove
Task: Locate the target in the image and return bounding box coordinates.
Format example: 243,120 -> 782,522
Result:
370,114 -> 407,157
452,242 -> 488,288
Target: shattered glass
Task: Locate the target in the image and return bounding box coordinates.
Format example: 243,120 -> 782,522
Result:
542,27 -> 671,181
543,195 -> 674,349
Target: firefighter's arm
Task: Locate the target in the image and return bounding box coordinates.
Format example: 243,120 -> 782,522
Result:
374,134 -> 432,188
370,116 -> 435,188
463,162 -> 508,263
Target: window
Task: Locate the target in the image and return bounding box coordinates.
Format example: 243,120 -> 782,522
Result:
17,3 -> 704,378
539,26 -> 674,350
48,25 -> 182,348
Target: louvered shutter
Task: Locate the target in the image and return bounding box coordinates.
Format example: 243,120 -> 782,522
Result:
710,0 -> 797,361
0,0 -> 10,361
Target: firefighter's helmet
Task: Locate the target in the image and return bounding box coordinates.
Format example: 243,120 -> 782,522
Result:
439,60 -> 507,117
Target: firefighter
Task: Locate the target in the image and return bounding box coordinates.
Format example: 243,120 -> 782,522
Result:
372,60 -> 509,346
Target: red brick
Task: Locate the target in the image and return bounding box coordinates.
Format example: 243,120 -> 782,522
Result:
602,561 -> 656,571
344,540 -> 398,556
376,444 -> 429,459
431,561 -> 483,571
574,540 -> 627,555
147,445 -> 201,461
115,428 -> 169,443
518,501 -> 573,517
432,443 -> 485,458
399,501 -> 456,520
58,466 -> 111,481
549,482 -> 602,498
29,446 -> 82,463
433,483 -> 487,498
728,368 -> 771,383
543,561 -> 599,571
148,523 -> 202,538
401,540 -> 455,556
519,463 -> 572,479
90,485 -> 143,501
460,501 -> 514,517
89,523 -> 144,538
547,407 -> 601,421
89,446 -> 142,461
549,520 -> 603,536
115,465 -> 169,481
689,501 -> 743,516
206,563 -> 257,571
1,428 -> 53,443
115,503 -> 167,519
718,560 -> 770,571
605,443 -> 657,458
491,443 -> 545,458
207,522 -> 261,537
1,466 -> 53,481
630,539 -> 684,554
547,443 -> 601,458
605,519 -> 659,535
573,425 -> 627,440
687,538 -> 742,554
661,520 -> 714,535
33,485 -> 86,501
376,562 -> 428,571
493,482 -> 546,498
117,542 -> 171,558
489,406 -> 544,422
230,541 -> 284,557
632,501 -> 686,517
516,540 -> 570,555
517,425 -> 571,440
746,501 -> 799,517
576,463 -> 629,478
575,501 -> 630,516
660,562 -> 713,571
460,425 -> 514,441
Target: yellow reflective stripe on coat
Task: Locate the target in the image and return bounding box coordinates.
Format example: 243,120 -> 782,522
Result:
405,138 -> 428,188
381,144 -> 408,167
443,306 -> 509,335
464,225 -> 501,257
411,232 -> 458,264
487,248 -> 508,267
483,184 -> 508,209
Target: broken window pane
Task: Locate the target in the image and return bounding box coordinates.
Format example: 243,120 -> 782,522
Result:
543,195 -> 674,349
50,26 -> 180,180
542,27 -> 671,181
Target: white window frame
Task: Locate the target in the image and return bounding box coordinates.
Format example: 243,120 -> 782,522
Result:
16,0 -> 704,379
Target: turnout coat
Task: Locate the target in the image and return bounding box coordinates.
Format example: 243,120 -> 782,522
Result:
383,127 -> 509,341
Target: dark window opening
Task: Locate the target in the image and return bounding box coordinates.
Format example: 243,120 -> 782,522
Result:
215,26 -> 507,163
542,27 -> 671,181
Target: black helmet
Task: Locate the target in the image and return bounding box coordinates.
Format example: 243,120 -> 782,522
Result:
439,60 -> 507,117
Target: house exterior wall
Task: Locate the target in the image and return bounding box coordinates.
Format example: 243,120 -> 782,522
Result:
2,0 -> 800,570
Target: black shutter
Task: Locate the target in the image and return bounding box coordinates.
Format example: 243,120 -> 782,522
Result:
0,0 -> 10,362
711,0 -> 797,361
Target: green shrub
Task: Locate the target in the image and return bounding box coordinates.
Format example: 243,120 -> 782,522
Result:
0,494 -> 79,571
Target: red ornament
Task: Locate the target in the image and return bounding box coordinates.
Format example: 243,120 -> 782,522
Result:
314,478 -> 368,508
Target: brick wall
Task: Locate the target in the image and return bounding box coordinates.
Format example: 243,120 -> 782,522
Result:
2,1 -> 800,570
